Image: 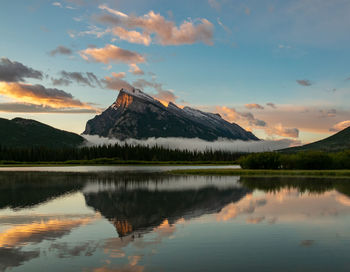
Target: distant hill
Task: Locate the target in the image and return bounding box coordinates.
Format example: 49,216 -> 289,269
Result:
0,117 -> 85,148
281,126 -> 350,152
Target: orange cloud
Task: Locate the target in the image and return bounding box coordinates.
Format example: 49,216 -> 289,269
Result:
0,82 -> 96,110
245,103 -> 264,110
330,120 -> 350,132
128,64 -> 144,75
98,6 -> 214,46
112,27 -> 151,46
80,44 -> 145,64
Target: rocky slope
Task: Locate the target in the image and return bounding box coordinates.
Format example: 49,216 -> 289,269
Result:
83,89 -> 258,141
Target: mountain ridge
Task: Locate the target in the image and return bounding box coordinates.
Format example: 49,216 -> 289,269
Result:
0,117 -> 85,148
281,126 -> 350,152
83,88 -> 259,141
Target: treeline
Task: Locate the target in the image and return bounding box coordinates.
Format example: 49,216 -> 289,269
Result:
239,151 -> 350,170
0,144 -> 244,163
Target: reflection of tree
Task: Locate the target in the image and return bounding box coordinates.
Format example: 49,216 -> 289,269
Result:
239,177 -> 350,197
84,179 -> 250,237
0,172 -> 86,209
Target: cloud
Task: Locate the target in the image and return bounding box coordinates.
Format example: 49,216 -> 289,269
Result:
128,64 -> 144,75
246,216 -> 265,224
217,18 -> 231,34
216,106 -> 266,127
245,103 -> 264,110
266,102 -> 277,109
83,135 -> 300,152
49,45 -> 72,56
267,124 -> 299,138
0,82 -> 95,110
111,27 -> 152,46
101,72 -> 133,90
133,78 -> 177,105
0,58 -> 43,82
0,102 -> 98,113
79,44 -> 145,64
208,0 -> 221,11
330,120 -> 350,132
97,6 -> 214,46
52,71 -> 101,87
52,2 -> 62,7
296,79 -> 312,86
319,109 -> 336,118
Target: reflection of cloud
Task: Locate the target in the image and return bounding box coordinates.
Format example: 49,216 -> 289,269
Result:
300,240 -> 315,247
0,217 -> 94,248
336,195 -> 350,206
49,241 -> 100,258
246,216 -> 265,224
0,248 -> 39,271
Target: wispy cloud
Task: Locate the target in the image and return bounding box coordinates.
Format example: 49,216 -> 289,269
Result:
49,45 -> 72,56
128,64 -> 144,75
79,44 -> 145,64
296,79 -> 312,86
245,103 -> 264,110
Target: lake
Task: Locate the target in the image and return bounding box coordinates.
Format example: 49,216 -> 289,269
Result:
1,167 -> 350,271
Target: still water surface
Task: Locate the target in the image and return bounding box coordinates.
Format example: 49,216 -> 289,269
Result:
0,168 -> 350,271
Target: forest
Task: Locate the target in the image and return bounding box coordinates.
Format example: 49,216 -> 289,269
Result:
0,144 -> 243,163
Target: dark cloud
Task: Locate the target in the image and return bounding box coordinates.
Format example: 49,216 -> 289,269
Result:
49,45 -> 73,56
296,79 -> 312,86
0,102 -> 98,113
240,112 -> 267,127
266,102 -> 277,109
52,71 -> 102,88
0,58 -> 43,82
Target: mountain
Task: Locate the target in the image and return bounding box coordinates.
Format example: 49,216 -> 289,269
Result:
0,117 -> 85,148
83,88 -> 258,141
281,126 -> 350,152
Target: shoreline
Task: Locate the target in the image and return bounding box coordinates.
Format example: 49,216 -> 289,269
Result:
168,169 -> 350,178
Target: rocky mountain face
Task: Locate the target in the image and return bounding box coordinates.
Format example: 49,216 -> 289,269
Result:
83,89 -> 259,141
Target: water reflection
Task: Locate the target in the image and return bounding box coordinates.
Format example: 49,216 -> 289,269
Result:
0,172 -> 350,271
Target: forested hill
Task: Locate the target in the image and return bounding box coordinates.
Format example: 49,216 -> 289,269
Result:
281,126 -> 350,152
0,117 -> 85,148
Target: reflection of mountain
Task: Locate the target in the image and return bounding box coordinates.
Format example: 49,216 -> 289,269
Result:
84,176 -> 250,237
0,172 -> 86,209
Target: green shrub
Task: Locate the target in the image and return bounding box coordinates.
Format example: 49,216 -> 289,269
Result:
239,152 -> 281,169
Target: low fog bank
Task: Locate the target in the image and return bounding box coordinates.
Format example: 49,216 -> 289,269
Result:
82,135 -> 301,153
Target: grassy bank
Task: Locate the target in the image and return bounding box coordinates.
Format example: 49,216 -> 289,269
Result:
0,158 -> 236,167
169,169 -> 350,178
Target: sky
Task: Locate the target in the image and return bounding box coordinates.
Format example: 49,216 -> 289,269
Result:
0,0 -> 350,144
